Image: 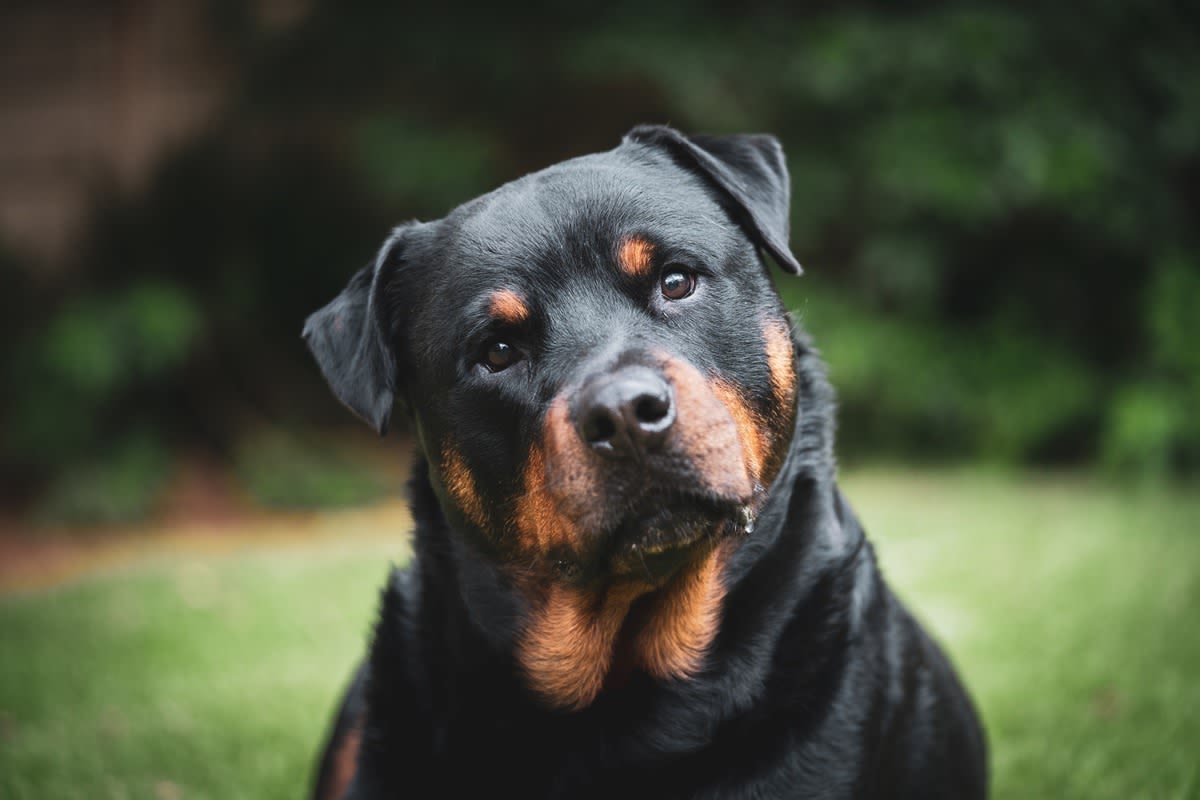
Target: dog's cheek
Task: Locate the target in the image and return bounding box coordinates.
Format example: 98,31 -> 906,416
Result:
510,398 -> 596,556
707,378 -> 769,485
701,319 -> 797,490
441,443 -> 489,531
660,358 -> 755,499
763,317 -> 797,415
760,317 -> 797,479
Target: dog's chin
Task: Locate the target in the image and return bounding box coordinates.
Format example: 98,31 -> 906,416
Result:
606,499 -> 756,586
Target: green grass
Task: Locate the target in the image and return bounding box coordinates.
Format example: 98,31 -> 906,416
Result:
1,468 -> 1198,799
0,539 -> 400,800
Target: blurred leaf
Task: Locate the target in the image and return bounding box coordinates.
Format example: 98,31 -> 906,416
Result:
42,302 -> 123,397
123,281 -> 204,377
1146,253 -> 1200,379
234,431 -> 391,510
855,234 -> 942,312
785,283 -> 1097,463
34,433 -> 171,525
1101,383 -> 1186,478
5,282 -> 202,470
354,116 -> 496,212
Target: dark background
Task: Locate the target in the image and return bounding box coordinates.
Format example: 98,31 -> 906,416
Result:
2,0 -> 1198,527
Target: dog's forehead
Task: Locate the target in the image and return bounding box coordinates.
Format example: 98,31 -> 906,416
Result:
437,150 -> 736,283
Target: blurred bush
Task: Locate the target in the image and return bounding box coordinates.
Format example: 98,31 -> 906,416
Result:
2,1 -> 1198,523
785,283 -> 1099,465
33,433 -> 171,526
7,281 -> 201,469
1101,253 -> 1200,475
233,430 -> 391,510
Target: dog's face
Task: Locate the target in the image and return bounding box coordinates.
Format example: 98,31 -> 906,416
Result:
305,126 -> 804,709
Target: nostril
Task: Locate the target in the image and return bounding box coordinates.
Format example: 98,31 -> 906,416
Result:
574,366 -> 674,455
634,393 -> 670,425
582,410 -> 618,445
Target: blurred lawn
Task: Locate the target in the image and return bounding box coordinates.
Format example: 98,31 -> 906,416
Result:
1,468 -> 1198,800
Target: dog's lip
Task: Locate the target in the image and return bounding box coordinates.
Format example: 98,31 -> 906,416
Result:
605,494 -> 756,581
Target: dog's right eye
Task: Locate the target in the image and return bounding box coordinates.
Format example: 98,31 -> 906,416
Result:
660,268 -> 697,301
483,340 -> 521,372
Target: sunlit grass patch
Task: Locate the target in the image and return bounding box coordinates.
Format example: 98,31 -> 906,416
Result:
0,537 -> 404,800
843,468 -> 1200,800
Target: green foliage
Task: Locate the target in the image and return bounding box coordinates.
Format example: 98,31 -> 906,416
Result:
1146,254 -> 1200,381
43,281 -> 200,393
33,434 -> 172,526
1102,254 -> 1200,475
785,283 -> 1097,463
4,281 -> 200,524
6,281 -> 201,471
1101,383 -> 1185,479
233,431 -> 391,510
355,115 -> 497,213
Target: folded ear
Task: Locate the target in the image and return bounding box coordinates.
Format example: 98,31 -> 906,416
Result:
624,125 -> 802,275
302,224 -> 415,435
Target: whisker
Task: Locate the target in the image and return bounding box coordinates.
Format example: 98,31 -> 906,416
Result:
635,545 -> 655,583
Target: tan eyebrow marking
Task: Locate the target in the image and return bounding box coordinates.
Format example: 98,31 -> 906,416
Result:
617,236 -> 656,278
488,290 -> 530,324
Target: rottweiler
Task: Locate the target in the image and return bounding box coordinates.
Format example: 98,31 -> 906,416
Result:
303,125 -> 988,799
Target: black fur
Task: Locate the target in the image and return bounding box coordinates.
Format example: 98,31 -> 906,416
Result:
305,126 -> 988,799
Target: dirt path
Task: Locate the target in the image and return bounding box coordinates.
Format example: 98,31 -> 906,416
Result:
1,443 -> 415,593
0,502 -> 413,593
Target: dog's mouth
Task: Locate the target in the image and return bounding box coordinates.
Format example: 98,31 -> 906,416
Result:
604,494 -> 757,584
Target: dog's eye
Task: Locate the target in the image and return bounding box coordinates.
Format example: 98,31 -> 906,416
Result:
483,341 -> 520,372
660,268 -> 697,301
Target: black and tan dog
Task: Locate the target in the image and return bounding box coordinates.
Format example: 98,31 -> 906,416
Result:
303,125 -> 988,799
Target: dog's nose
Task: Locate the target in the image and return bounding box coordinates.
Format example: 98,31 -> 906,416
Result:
575,366 -> 675,458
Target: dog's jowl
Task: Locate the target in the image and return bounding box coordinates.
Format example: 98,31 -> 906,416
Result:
303,125 -> 988,799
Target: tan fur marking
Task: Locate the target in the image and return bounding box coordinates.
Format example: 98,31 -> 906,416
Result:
513,397 -> 603,552
322,721 -> 362,800
763,319 -> 797,413
758,318 -> 799,484
701,323 -> 798,491
519,581 -> 645,710
709,378 -> 768,484
513,446 -> 569,551
618,236 -> 656,278
442,445 -> 488,529
488,289 -> 530,324
660,358 -> 755,499
633,541 -> 732,680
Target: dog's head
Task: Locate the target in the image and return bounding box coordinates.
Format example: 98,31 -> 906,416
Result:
305,125 -> 803,709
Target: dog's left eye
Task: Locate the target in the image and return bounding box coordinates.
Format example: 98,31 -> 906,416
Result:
660,268 -> 697,301
483,341 -> 521,372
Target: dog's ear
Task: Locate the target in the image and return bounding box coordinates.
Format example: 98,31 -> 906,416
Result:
624,125 -> 802,274
302,224 -> 416,435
